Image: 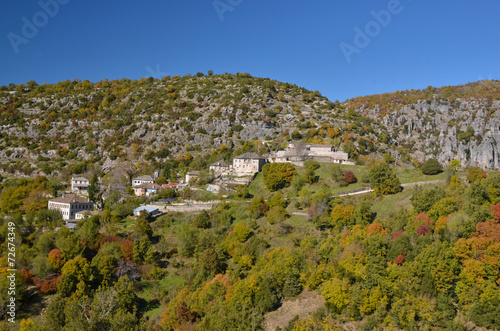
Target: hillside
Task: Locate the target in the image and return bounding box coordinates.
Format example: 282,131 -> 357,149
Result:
345,80 -> 500,168
2,77 -> 500,182
0,73 -> 387,179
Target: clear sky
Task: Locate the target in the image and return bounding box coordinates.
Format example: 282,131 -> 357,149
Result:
1,0 -> 499,101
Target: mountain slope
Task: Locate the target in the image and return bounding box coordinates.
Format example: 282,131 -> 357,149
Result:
344,80 -> 500,168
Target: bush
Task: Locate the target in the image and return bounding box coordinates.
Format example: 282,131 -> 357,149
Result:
343,171 -> 357,184
421,158 -> 443,175
262,163 -> 296,191
236,185 -> 249,199
249,196 -> 268,218
193,210 -> 211,229
233,222 -> 251,242
467,167 -> 486,183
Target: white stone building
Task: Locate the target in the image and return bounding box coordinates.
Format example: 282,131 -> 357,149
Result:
71,177 -> 90,195
275,143 -> 350,163
48,194 -> 94,220
132,175 -> 154,187
185,171 -> 200,183
233,152 -> 267,174
209,159 -> 230,173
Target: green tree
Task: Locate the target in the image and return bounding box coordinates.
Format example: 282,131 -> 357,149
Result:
88,174 -> 100,203
262,163 -> 296,191
411,186 -> 446,213
235,185 -> 249,199
369,162 -> 402,196
467,167 -> 486,183
233,222 -> 251,242
421,158 -> 443,175
193,210 -> 211,229
249,196 -> 268,218
268,192 -> 287,209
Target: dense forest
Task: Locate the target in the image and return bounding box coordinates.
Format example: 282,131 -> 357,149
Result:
0,159 -> 500,330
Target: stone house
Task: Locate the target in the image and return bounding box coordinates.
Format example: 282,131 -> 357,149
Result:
132,175 -> 154,187
275,143 -> 349,163
133,183 -> 161,197
48,194 -> 93,220
233,152 -> 267,174
185,171 -> 200,183
71,177 -> 90,195
209,159 -> 231,173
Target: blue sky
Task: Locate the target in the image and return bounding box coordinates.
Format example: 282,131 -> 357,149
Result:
1,0 -> 499,101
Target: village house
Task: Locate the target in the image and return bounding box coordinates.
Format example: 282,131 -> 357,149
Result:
48,194 -> 94,220
275,143 -> 350,163
162,183 -> 178,190
133,183 -> 161,197
133,205 -> 161,217
75,210 -> 101,220
71,177 -> 90,195
185,171 -> 200,183
132,175 -> 154,187
209,159 -> 231,173
233,152 -> 267,174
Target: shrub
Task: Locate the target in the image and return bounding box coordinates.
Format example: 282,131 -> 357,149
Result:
343,171 -> 357,184
233,222 -> 251,242
421,158 -> 443,175
467,167 -> 486,183
249,196 -> 268,218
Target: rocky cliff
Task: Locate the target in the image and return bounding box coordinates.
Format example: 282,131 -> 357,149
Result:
346,81 -> 500,168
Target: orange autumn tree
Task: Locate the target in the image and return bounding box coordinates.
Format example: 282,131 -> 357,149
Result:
454,205 -> 500,310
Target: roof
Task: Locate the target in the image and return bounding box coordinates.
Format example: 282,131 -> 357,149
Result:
211,159 -> 230,167
134,183 -> 161,189
66,223 -> 77,229
234,152 -> 266,160
72,177 -> 89,182
307,144 -> 333,148
133,205 -> 159,213
75,210 -> 99,216
133,175 -> 154,181
187,171 -> 200,176
50,194 -> 91,204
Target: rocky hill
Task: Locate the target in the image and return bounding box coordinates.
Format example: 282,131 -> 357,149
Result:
0,73 -> 386,177
1,76 -> 499,178
345,80 -> 500,168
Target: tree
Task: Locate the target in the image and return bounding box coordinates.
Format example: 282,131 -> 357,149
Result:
449,159 -> 461,173
233,222 -> 251,242
58,256 -> 91,297
262,163 -> 296,191
88,174 -> 100,203
467,167 -> 486,183
322,277 -> 351,314
331,204 -> 356,227
369,163 -> 402,196
411,186 -> 445,213
421,158 -> 443,175
268,192 -> 287,209
235,185 -> 249,199
193,210 -> 211,229
249,196 -> 268,218
304,166 -> 318,184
